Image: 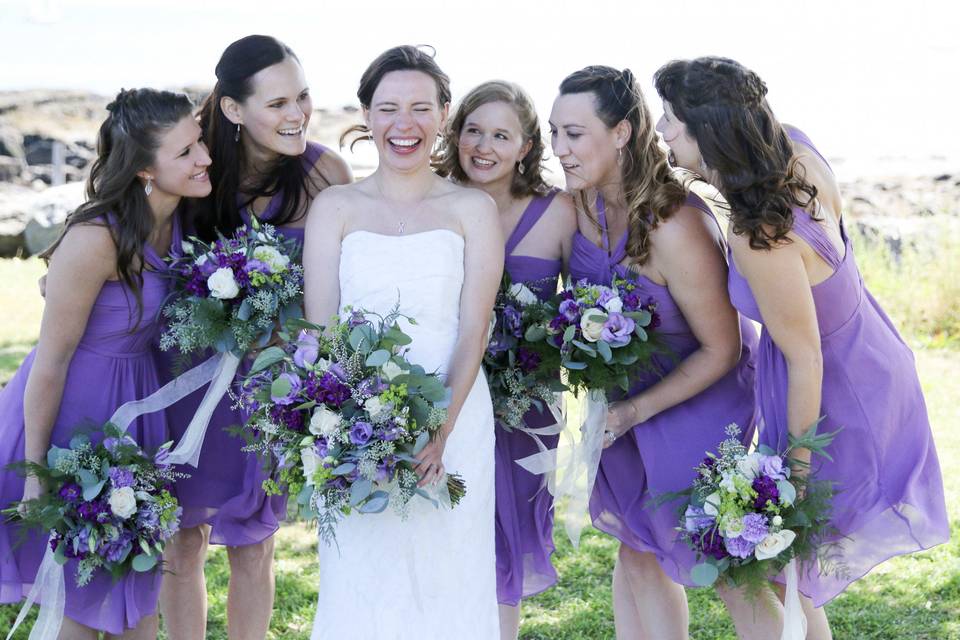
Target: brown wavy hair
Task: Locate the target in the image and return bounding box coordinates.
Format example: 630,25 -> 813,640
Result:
434,80 -> 549,198
340,45 -> 451,151
559,66 -> 687,267
40,88 -> 194,327
654,56 -> 818,250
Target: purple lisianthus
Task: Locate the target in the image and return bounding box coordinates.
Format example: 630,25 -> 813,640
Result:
621,290 -> 642,311
752,475 -> 780,511
759,455 -> 787,480
558,299 -> 581,322
102,435 -> 136,456
348,310 -> 367,328
694,530 -> 729,560
357,376 -> 389,398
724,535 -> 755,559
271,372 -> 302,405
58,482 -> 83,503
376,455 -> 398,482
108,467 -> 135,489
293,331 -> 319,368
741,513 -> 770,544
683,505 -> 715,533
102,533 -> 133,563
515,347 -> 542,374
502,305 -> 523,338
349,421 -> 373,446
378,423 -> 405,442
600,312 -> 635,347
244,259 -> 272,275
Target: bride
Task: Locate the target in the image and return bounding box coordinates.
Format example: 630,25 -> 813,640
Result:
302,46 -> 503,638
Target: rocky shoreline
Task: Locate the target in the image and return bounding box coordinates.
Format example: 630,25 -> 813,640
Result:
0,90 -> 956,258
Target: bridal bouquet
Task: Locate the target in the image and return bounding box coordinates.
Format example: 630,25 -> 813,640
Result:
160,218 -> 303,356
238,307 -> 465,545
673,423 -> 837,594
4,423 -> 184,586
484,275 -> 566,429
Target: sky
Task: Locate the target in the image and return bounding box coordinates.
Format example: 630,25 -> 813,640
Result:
1,0 -> 958,177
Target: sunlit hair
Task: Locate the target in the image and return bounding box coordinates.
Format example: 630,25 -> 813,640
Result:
434,80 -> 549,198
196,34 -> 329,240
340,45 -> 451,151
654,56 -> 817,250
559,66 -> 686,267
40,88 -> 194,327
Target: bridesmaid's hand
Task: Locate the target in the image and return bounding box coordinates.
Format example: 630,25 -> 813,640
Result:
18,475 -> 45,516
603,401 -> 641,449
414,429 -> 449,487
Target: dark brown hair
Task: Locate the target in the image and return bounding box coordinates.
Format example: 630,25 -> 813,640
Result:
196,35 -> 328,240
560,66 -> 687,266
654,56 -> 817,250
435,80 -> 549,198
340,45 -> 451,150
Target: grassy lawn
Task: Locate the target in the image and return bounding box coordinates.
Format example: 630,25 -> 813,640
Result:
1,248 -> 957,638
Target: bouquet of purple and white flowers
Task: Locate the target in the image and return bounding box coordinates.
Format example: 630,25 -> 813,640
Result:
5,423 -> 184,586
484,275 -> 566,429
160,218 -> 303,356
238,307 -> 464,545
673,422 -> 837,597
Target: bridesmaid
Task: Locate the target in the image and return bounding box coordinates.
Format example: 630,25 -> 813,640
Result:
436,80 -> 577,639
551,66 -> 757,640
0,88 -> 210,638
158,35 -> 352,640
653,56 -> 949,639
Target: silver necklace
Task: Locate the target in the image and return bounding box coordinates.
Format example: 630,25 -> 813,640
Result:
373,175 -> 434,235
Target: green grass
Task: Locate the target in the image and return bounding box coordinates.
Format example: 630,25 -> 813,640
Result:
1,242 -> 958,638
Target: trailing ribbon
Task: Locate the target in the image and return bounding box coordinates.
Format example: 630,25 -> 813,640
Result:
781,558 -> 808,640
5,543 -> 64,640
516,388 -> 608,548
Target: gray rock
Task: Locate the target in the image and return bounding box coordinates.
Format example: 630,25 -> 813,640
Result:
0,125 -> 25,161
0,182 -> 84,257
0,156 -> 23,182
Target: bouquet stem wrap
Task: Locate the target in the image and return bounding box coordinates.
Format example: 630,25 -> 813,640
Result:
781,559 -> 808,640
7,352 -> 239,639
516,388 -> 607,548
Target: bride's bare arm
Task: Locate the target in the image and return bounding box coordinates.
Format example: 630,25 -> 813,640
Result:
303,188 -> 348,328
416,190 -> 502,485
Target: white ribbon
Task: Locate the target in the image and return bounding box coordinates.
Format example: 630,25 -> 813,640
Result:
781,558 -> 808,640
8,351 -> 242,638
516,388 -> 607,548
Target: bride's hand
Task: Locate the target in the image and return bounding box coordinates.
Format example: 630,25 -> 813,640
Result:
415,429 -> 450,488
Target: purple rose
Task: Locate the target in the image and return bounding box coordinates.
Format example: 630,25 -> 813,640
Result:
683,505 -> 715,533
271,372 -> 302,406
558,299 -> 581,322
502,306 -> 523,338
724,535 -> 755,559
58,482 -> 82,504
516,347 -> 542,374
349,421 -> 373,446
293,331 -> 319,368
600,312 -> 635,347
109,467 -> 135,489
752,475 -> 780,511
740,513 -> 769,544
759,455 -> 786,480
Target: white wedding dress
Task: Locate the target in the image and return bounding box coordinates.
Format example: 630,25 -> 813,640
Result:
311,229 -> 498,640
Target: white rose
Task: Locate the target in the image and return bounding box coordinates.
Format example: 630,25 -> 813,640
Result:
381,360 -> 403,381
508,282 -> 538,306
365,396 -> 391,423
309,406 -> 341,438
207,267 -> 240,299
301,447 -> 320,486
181,240 -> 195,255
601,296 -> 623,313
754,529 -> 797,561
702,492 -> 721,517
579,311 -> 606,342
737,453 -> 762,481
252,245 -> 290,272
108,486 -> 137,519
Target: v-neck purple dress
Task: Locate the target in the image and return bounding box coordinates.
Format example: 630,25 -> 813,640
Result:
161,142 -> 324,546
568,192 -> 758,586
495,189 -> 563,605
0,214 -> 181,633
726,128 -> 949,606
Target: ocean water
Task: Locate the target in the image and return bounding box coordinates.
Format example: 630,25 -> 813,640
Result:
1,0 -> 958,178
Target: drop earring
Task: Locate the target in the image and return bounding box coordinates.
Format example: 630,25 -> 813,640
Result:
144,177 -> 153,196
517,161 -> 525,175
235,123 -> 241,142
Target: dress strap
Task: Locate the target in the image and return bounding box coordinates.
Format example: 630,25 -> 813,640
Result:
505,189 -> 558,256
596,192 -> 611,254
785,126 -> 833,174
792,207 -> 844,269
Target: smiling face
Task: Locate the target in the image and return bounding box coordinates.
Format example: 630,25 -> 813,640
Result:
457,100 -> 530,187
227,56 -> 312,160
365,70 -> 448,172
144,115 -> 212,199
549,91 -> 621,191
656,100 -> 702,173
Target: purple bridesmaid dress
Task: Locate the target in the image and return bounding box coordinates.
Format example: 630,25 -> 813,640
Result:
495,189 -> 562,605
160,142 -> 325,546
726,128 -> 949,606
568,192 -> 758,586
0,214 -> 181,634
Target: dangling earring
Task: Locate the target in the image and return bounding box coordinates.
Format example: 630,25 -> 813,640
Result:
517,161 -> 525,175
617,147 -> 624,164
144,177 -> 153,196
235,123 -> 241,142
698,157 -> 709,173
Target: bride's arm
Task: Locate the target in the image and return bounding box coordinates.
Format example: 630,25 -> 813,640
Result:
303,188 -> 347,327
416,190 -> 502,485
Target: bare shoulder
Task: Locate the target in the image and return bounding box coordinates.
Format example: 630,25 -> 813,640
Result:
545,190 -> 578,230
309,144 -> 353,187
653,202 -> 721,253
436,181 -> 498,228
51,222 -> 117,271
